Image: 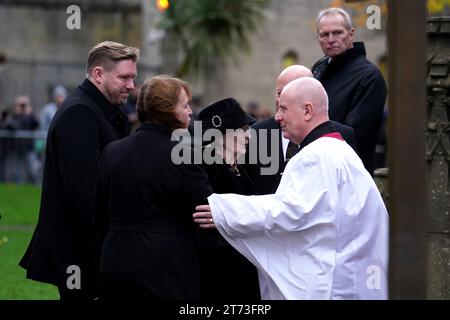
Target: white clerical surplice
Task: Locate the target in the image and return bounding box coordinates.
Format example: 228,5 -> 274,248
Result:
208,136 -> 389,300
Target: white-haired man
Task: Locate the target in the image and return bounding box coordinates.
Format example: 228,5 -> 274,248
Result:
312,7 -> 387,175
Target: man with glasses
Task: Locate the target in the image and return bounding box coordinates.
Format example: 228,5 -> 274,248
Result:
312,7 -> 387,175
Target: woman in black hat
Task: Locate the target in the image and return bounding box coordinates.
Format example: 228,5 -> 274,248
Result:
196,97 -> 260,300
94,75 -> 212,300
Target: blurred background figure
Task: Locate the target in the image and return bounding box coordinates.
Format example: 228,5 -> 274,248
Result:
0,103 -> 10,182
245,101 -> 272,121
2,95 -> 40,183
40,85 -> 67,132
246,100 -> 260,120
0,104 -> 8,123
258,106 -> 274,120
190,95 -> 203,121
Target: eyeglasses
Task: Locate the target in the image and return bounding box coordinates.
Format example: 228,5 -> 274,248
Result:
318,30 -> 346,41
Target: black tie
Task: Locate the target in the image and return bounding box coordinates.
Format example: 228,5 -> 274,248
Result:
286,141 -> 299,162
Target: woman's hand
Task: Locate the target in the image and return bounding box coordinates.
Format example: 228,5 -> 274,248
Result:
193,205 -> 216,229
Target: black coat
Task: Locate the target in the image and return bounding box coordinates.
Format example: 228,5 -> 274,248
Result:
95,123 -> 213,300
246,117 -> 356,194
195,161 -> 260,300
312,42 -> 387,174
245,117 -> 285,195
331,120 -> 357,152
19,79 -> 130,294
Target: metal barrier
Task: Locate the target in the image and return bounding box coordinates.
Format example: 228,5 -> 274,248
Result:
0,130 -> 47,184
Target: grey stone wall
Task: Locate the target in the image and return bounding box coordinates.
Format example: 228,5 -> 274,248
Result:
0,0 -> 386,117
426,16 -> 450,299
186,0 -> 387,111
0,0 -> 142,113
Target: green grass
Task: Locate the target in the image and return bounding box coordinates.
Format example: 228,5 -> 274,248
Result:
0,230 -> 58,299
0,184 -> 41,225
0,184 -> 58,300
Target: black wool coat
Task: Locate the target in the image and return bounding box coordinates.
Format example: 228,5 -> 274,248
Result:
19,79 -> 130,294
312,42 -> 387,175
95,123 -> 213,300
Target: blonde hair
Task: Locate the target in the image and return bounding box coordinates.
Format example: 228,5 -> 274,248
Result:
86,41 -> 139,75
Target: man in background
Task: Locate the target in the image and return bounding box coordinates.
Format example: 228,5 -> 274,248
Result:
247,65 -> 355,194
40,85 -> 67,131
312,7 -> 387,175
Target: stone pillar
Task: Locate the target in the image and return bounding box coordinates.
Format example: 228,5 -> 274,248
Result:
426,16 -> 450,299
387,0 -> 427,299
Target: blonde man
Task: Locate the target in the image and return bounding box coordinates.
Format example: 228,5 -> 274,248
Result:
20,41 -> 139,300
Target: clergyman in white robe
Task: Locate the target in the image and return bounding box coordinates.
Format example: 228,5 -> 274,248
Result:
207,134 -> 389,300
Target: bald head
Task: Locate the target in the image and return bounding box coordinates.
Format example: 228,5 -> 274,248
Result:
279,65 -> 313,82
275,77 -> 329,144
275,77 -> 330,144
276,65 -> 313,111
282,77 -> 329,117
